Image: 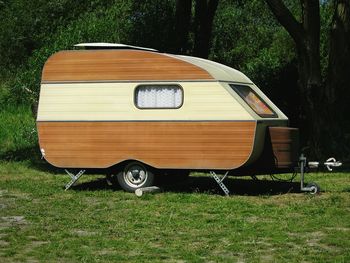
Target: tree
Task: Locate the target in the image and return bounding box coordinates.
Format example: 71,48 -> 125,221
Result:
128,0 -> 176,52
193,0 -> 219,58
173,0 -> 219,57
173,0 -> 192,53
327,0 -> 350,120
265,0 -> 350,158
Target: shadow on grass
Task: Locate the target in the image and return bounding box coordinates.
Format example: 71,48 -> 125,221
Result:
2,147 -> 349,195
0,146 -> 63,174
71,175 -> 302,196
71,177 -> 117,191
0,146 -> 39,162
343,187 -> 350,193
165,176 -> 301,196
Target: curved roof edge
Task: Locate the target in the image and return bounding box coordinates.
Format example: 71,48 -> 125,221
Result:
170,54 -> 253,83
41,50 -> 213,82
74,43 -> 158,52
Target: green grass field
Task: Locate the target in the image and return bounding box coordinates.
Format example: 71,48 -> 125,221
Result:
0,104 -> 37,160
0,160 -> 349,262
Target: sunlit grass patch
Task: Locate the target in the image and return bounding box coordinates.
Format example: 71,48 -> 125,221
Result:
0,161 -> 349,262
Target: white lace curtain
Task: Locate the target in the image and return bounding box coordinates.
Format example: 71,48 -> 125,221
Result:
136,85 -> 182,108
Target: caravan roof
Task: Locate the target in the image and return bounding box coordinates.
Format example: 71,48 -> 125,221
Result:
42,43 -> 251,84
74,42 -> 158,52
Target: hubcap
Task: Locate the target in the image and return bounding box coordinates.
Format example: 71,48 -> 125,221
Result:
124,164 -> 148,188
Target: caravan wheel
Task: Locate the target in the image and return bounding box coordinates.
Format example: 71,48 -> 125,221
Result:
306,182 -> 320,195
117,162 -> 154,192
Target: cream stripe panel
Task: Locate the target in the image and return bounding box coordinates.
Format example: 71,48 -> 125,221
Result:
37,82 -> 254,121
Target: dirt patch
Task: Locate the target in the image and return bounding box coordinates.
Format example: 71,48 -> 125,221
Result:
0,233 -> 9,247
0,189 -> 31,202
97,249 -> 116,256
306,231 -> 325,247
71,229 -> 97,236
20,240 -> 50,256
9,191 -> 31,199
31,241 -> 50,246
0,189 -> 8,196
98,248 -> 139,257
0,240 -> 9,247
326,227 -> 350,232
285,241 -> 302,250
26,240 -> 50,251
0,216 -> 27,229
245,216 -> 259,223
306,231 -> 340,251
242,238 -> 273,247
288,231 -> 340,252
260,254 -> 274,263
236,253 -> 245,263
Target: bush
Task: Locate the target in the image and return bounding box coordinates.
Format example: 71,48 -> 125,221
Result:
5,0 -> 132,105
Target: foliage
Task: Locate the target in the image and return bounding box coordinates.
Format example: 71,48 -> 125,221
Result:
264,0 -> 350,159
320,2 -> 334,78
0,0 -> 334,105
211,0 -> 301,126
0,0 -> 119,75
211,0 -> 296,81
2,0 -> 132,105
0,0 -> 348,160
128,0 -> 176,52
0,163 -> 350,262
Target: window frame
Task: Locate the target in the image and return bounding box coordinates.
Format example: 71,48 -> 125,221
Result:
134,84 -> 184,110
229,84 -> 278,118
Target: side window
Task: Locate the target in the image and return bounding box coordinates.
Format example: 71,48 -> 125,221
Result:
135,85 -> 183,109
230,84 -> 277,118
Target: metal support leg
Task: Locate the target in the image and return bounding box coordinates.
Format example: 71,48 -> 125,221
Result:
210,171 -> 230,196
64,169 -> 86,191
299,154 -> 307,191
299,155 -> 319,194
251,175 -> 259,181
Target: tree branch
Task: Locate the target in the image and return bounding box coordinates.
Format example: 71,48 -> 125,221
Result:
265,0 -> 305,48
302,0 -> 320,38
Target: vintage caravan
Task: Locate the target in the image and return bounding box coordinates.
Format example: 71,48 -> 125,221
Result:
37,43 -> 302,193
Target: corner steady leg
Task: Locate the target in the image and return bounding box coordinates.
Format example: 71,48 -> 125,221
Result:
210,171 -> 230,196
64,169 -> 86,191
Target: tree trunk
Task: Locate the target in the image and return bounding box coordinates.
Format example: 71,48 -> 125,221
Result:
265,0 -> 324,158
173,0 -> 192,53
325,0 -> 350,155
193,0 -> 219,58
296,48 -> 323,157
327,0 -> 350,114
299,1 -> 324,158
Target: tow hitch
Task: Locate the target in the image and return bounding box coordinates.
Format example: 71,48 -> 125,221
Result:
299,154 -> 342,194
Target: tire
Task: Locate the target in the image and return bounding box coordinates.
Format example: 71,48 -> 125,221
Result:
117,162 -> 154,192
307,182 -> 320,195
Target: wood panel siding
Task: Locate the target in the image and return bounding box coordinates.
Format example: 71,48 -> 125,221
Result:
37,121 -> 256,169
42,50 -> 214,82
269,127 -> 299,168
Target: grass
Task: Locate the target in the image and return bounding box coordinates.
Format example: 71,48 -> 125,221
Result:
0,160 -> 349,262
0,104 -> 37,159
